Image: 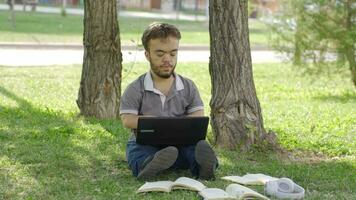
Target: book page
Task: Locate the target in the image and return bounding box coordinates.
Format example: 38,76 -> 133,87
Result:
243,174 -> 278,184
137,181 -> 174,193
222,174 -> 278,185
222,176 -> 257,185
198,188 -> 235,200
226,184 -> 269,200
172,177 -> 207,192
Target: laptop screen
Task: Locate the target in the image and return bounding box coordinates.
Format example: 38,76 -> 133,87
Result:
136,116 -> 209,146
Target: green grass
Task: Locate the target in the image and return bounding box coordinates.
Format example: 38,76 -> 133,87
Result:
0,10 -> 269,45
0,63 -> 355,199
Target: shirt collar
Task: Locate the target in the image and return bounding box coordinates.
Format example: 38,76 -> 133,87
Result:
144,71 -> 184,92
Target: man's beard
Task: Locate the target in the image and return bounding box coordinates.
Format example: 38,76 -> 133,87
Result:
150,62 -> 175,79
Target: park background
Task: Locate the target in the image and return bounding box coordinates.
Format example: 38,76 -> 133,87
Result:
0,0 -> 355,199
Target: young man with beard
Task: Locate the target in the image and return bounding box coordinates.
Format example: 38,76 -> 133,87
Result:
120,22 -> 218,180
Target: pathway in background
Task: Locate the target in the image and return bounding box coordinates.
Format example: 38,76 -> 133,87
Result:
0,4 -> 286,66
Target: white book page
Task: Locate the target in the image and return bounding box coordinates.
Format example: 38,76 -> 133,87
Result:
137,181 -> 174,193
222,174 -> 278,185
243,174 -> 278,184
221,176 -> 260,185
199,188 -> 235,200
173,177 -> 207,191
226,184 -> 269,200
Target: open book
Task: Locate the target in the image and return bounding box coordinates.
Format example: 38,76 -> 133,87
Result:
222,173 -> 278,185
136,177 -> 206,193
199,184 -> 269,200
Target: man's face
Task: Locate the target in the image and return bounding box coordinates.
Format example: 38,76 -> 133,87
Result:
145,36 -> 179,79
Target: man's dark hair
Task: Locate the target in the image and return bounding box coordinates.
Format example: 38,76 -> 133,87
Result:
141,22 -> 181,51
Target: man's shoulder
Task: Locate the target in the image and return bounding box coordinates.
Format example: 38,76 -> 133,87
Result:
176,74 -> 197,88
126,73 -> 146,90
175,73 -> 192,83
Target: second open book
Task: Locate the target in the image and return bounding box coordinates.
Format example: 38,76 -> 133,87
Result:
221,173 -> 279,185
137,177 -> 269,200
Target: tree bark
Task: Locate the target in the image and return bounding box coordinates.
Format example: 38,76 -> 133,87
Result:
294,16 -> 302,66
345,0 -> 356,87
9,0 -> 16,29
209,0 -> 276,151
77,0 -> 122,119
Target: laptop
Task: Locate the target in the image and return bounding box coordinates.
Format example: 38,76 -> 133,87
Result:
136,116 -> 209,146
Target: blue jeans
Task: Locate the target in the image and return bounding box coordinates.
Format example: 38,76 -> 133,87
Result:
126,139 -> 200,177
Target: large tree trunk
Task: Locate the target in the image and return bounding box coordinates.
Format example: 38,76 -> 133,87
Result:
209,0 -> 276,151
77,0 -> 122,119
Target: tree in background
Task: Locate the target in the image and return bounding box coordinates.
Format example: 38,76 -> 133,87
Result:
268,0 -> 356,87
61,0 -> 67,17
7,0 -> 16,29
77,0 -> 123,119
209,0 -> 277,150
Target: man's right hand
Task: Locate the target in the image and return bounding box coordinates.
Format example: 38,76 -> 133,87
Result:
120,114 -> 155,129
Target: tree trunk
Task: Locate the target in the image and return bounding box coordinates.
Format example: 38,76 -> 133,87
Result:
294,22 -> 302,66
209,0 -> 277,151
345,0 -> 356,87
293,5 -> 302,66
77,0 -> 122,119
9,0 -> 16,29
61,0 -> 67,17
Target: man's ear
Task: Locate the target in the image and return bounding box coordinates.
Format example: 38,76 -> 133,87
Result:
144,51 -> 150,61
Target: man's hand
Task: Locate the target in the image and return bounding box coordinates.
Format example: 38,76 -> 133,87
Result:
121,114 -> 138,129
120,114 -> 155,129
188,110 -> 204,117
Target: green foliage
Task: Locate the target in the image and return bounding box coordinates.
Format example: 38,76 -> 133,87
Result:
0,63 -> 355,199
267,0 -> 356,85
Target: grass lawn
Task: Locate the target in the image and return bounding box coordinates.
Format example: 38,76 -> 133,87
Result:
0,10 -> 268,46
0,62 -> 355,199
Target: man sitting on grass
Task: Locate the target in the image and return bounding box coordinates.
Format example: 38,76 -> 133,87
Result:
120,22 -> 218,180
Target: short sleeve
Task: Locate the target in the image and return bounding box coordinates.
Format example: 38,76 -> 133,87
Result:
119,83 -> 142,115
187,81 -> 204,114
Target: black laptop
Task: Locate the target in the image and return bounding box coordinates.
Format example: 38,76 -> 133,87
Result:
136,116 -> 209,146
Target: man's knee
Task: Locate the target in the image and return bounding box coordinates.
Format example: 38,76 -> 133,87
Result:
126,141 -> 159,176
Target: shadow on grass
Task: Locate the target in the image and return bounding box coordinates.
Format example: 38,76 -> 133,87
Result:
0,85 -> 134,199
313,91 -> 356,103
82,117 -> 130,162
